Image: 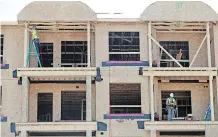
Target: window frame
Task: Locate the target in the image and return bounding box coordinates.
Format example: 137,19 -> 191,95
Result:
159,41 -> 189,67
61,41 -> 87,67
39,43 -> 54,67
110,83 -> 142,114
109,32 -> 140,61
1,34 -> 4,64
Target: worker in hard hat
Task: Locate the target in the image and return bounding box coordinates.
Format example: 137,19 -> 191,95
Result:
166,93 -> 177,121
31,25 -> 40,54
27,25 -> 40,54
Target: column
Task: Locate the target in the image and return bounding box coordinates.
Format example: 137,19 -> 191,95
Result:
86,76 -> 92,137
21,76 -> 29,122
24,24 -> 29,67
150,76 -> 154,121
20,131 -> 28,137
209,75 -> 215,121
87,22 -> 91,67
148,21 -> 152,67
206,22 -> 211,67
151,130 -> 157,137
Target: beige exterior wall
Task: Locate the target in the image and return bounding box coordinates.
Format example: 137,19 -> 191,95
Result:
95,22 -> 148,66
29,84 -> 96,122
1,25 -> 25,137
156,83 -> 210,120
1,22 -> 218,137
96,67 -> 149,137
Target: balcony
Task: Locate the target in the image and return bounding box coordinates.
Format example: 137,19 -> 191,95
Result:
11,122 -> 107,136
140,67 -> 217,76
143,121 -> 218,131
13,67 -> 98,78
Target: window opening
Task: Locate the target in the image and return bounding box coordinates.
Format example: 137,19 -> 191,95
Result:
110,83 -> 141,114
61,41 -> 87,67
159,41 -> 189,67
109,32 -> 140,61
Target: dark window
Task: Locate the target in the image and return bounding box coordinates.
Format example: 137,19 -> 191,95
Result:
110,84 -> 141,114
109,32 -> 140,61
160,131 -> 205,136
61,91 -> 86,120
39,43 -> 53,67
1,34 -> 4,64
37,93 -> 53,122
159,41 -> 189,67
61,41 -> 87,67
161,91 -> 192,120
0,86 -> 2,107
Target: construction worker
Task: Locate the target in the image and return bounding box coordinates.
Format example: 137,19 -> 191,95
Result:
31,25 -> 40,54
27,25 -> 40,54
166,93 -> 177,121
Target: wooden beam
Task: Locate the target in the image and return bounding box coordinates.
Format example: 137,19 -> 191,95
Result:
153,26 -> 206,30
149,35 -> 183,67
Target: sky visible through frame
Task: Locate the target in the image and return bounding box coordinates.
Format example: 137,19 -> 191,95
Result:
0,0 -> 218,21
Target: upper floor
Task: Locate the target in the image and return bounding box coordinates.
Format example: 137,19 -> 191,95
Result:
1,1 -> 218,70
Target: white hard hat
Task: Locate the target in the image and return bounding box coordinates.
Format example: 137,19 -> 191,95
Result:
170,93 -> 174,97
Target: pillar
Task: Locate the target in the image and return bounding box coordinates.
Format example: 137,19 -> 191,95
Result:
87,22 -> 91,67
20,131 -> 28,137
206,22 -> 211,67
151,130 -> 157,137
24,24 -> 29,67
86,76 -> 92,137
150,76 -> 154,121
21,76 -> 29,122
148,21 -> 152,67
209,75 -> 215,121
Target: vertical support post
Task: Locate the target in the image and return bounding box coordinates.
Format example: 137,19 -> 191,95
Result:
207,22 -> 212,67
86,76 -> 92,121
20,131 -> 28,137
86,76 -> 92,137
150,76 -> 154,121
21,76 -> 29,122
216,76 -> 218,121
148,21 -> 152,67
24,23 -> 29,67
86,130 -> 92,137
87,22 -> 91,67
151,130 -> 157,137
209,75 -> 215,121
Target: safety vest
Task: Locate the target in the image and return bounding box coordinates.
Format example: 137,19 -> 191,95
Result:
32,30 -> 39,39
167,97 -> 176,104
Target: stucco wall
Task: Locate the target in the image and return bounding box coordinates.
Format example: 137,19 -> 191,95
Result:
29,83 -> 96,122
96,67 -> 149,137
95,22 -> 148,67
1,25 -> 25,137
156,83 -> 210,120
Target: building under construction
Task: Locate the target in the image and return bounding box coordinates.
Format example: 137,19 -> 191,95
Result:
1,1 -> 218,137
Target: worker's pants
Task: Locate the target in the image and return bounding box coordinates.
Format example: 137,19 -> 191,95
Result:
167,107 -> 175,121
33,38 -> 40,54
